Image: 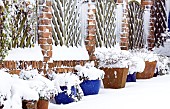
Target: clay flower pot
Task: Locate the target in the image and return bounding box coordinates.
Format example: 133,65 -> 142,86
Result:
37,99 -> 49,109
136,61 -> 157,79
101,67 -> 128,89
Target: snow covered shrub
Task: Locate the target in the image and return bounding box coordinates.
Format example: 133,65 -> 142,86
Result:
47,72 -> 83,102
0,69 -> 39,109
128,55 -> 145,74
75,61 -> 105,81
129,48 -> 158,62
157,55 -> 170,75
95,47 -> 131,68
20,69 -> 57,101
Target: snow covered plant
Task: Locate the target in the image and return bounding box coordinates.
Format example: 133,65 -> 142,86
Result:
74,61 -> 105,81
156,55 -> 170,75
95,47 -> 131,68
130,48 -> 158,62
47,71 -> 83,101
128,56 -> 145,74
20,69 -> 57,101
0,69 -> 39,109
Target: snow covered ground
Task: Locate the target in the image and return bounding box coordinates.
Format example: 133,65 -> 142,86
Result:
49,74 -> 170,109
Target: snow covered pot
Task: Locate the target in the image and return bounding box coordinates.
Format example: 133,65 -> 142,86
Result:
95,47 -> 131,89
130,49 -> 158,79
19,69 -> 57,109
75,61 -> 105,96
48,72 -> 83,104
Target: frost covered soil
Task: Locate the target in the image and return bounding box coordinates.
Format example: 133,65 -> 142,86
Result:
49,74 -> 170,109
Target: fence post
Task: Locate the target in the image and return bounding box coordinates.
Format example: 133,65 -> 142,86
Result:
38,0 -> 53,74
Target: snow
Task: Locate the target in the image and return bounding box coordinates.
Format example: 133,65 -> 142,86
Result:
4,44 -> 43,61
153,39 -> 170,56
52,45 -> 89,60
49,75 -> 170,109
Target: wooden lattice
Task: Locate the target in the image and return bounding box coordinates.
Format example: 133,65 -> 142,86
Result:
128,1 -> 144,50
154,0 -> 167,47
95,0 -> 116,48
52,0 -> 84,47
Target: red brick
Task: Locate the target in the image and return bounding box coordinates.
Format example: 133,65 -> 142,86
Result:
44,57 -> 51,62
39,39 -> 47,44
38,26 -> 52,32
47,51 -> 52,57
47,38 -> 52,44
40,45 -> 51,51
46,1 -> 52,6
86,36 -> 96,40
39,19 -> 51,25
39,32 -> 52,38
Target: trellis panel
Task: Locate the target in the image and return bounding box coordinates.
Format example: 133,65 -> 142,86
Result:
95,0 -> 116,48
154,0 -> 167,47
52,0 -> 85,47
128,1 -> 144,50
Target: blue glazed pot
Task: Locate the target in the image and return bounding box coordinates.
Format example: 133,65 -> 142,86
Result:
126,72 -> 136,82
55,86 -> 76,104
80,80 -> 101,96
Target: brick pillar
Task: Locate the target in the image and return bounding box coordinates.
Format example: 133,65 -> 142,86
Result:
85,1 -> 96,60
38,0 -> 53,73
119,0 -> 129,50
141,0 -> 154,50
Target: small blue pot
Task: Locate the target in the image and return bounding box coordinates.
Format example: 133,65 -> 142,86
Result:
126,72 -> 136,82
55,86 -> 76,104
80,80 -> 101,96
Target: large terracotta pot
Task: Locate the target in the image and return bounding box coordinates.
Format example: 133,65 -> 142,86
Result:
100,68 -> 129,89
136,61 -> 157,79
37,100 -> 49,109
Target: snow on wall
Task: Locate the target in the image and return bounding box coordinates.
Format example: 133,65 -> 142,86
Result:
52,45 -> 89,60
4,44 -> 43,61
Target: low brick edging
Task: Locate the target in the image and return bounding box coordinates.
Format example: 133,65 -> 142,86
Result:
0,60 -> 99,74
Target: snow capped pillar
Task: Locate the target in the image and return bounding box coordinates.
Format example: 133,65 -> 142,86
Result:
141,0 -> 154,50
38,0 -> 53,73
85,0 -> 96,60
119,0 -> 129,50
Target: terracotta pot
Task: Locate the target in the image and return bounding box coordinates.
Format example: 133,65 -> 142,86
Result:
37,100 -> 49,109
136,61 -> 157,79
100,67 -> 129,89
9,69 -> 21,75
